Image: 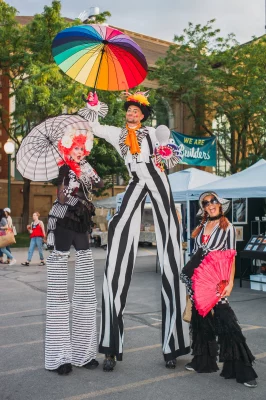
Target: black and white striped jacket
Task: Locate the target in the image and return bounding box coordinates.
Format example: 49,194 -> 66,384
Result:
193,222 -> 236,254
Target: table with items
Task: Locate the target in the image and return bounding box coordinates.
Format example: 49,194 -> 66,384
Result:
239,235 -> 266,290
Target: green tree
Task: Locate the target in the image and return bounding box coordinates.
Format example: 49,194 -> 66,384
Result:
151,19 -> 266,174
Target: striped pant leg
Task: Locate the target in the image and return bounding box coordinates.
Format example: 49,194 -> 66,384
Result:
72,249 -> 98,366
144,163 -> 190,360
99,179 -> 147,359
45,250 -> 72,370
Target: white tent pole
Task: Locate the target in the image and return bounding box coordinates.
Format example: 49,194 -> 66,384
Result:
186,195 -> 191,262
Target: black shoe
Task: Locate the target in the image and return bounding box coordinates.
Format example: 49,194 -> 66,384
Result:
55,363 -> 72,375
185,363 -> 195,371
103,354 -> 116,372
244,380 -> 258,388
165,359 -> 176,369
83,359 -> 99,369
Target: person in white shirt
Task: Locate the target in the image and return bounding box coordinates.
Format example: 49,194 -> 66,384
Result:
86,91 -> 190,371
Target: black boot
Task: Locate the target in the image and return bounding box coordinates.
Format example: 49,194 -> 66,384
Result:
83,359 -> 99,369
54,363 -> 72,375
165,359 -> 176,369
103,354 -> 116,372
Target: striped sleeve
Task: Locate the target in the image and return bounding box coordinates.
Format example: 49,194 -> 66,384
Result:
226,224 -> 236,250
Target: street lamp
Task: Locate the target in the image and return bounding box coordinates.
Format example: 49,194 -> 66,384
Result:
4,139 -> 15,209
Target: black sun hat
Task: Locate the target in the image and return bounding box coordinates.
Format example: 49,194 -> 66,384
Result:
124,91 -> 153,122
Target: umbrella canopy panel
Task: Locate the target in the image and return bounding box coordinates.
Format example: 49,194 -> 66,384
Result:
16,114 -> 93,182
52,25 -> 148,90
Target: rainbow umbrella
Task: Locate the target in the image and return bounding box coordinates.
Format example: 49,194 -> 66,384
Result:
52,24 -> 148,91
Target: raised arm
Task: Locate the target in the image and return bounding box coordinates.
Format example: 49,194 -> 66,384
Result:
78,93 -> 121,149
91,122 -> 121,149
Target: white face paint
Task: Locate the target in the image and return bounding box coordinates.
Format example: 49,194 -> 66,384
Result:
69,146 -> 86,163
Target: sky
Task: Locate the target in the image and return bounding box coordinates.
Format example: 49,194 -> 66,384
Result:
6,0 -> 266,44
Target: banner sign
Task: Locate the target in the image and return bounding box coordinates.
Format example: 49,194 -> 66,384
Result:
172,131 -> 217,167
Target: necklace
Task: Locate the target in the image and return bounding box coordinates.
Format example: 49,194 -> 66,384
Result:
208,214 -> 222,221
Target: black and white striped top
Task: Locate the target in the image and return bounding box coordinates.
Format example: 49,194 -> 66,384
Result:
193,222 -> 236,254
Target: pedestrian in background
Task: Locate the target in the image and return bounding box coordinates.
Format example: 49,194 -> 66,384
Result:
21,212 -> 46,266
0,209 -> 16,265
4,207 -> 13,264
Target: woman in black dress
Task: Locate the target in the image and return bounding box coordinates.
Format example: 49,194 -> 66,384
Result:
182,191 -> 258,388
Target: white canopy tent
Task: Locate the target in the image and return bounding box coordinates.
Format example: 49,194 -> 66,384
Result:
190,159 -> 266,200
169,168 -> 222,202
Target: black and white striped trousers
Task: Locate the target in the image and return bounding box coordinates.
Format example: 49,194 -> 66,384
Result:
45,249 -> 97,370
99,162 -> 190,361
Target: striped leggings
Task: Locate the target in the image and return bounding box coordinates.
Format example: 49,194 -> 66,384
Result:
45,249 -> 97,370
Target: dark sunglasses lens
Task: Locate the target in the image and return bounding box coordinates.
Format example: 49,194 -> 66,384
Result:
210,198 -> 218,205
202,197 -> 218,208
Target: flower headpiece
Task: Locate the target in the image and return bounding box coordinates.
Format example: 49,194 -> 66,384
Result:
124,90 -> 153,122
58,127 -> 93,157
125,91 -> 150,106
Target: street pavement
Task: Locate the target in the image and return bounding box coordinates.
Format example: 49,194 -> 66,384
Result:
0,246 -> 265,400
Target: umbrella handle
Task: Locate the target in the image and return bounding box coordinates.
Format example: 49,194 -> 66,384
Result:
93,47 -> 105,92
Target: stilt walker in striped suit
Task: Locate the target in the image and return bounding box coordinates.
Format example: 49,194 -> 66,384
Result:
45,127 -> 102,375
86,91 -> 190,371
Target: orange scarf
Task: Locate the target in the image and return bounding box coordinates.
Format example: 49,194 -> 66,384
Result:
124,123 -> 141,155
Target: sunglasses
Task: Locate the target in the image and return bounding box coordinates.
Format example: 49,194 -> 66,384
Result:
202,197 -> 219,208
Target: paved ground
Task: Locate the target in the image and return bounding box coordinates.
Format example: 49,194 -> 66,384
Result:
0,246 -> 265,400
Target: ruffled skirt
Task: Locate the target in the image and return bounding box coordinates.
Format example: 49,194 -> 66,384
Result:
190,302 -> 258,383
